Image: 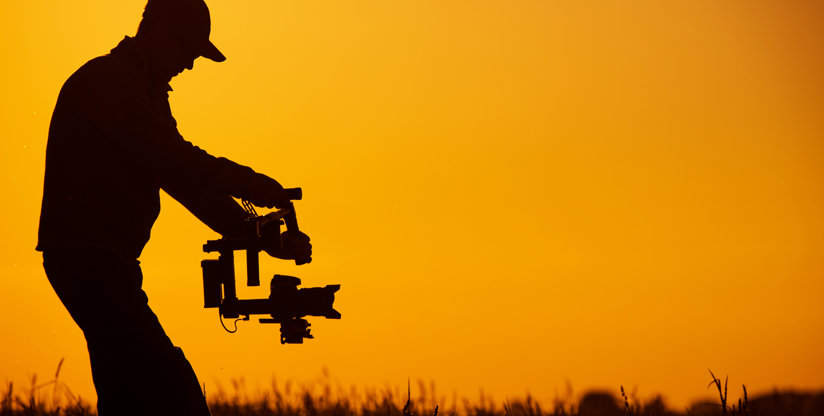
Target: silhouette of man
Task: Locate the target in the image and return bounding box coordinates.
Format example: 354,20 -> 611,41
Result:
37,0 -> 310,414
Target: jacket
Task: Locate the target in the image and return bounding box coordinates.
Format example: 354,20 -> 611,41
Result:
38,36 -> 263,260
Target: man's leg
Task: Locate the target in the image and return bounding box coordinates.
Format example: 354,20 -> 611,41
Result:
43,250 -> 211,415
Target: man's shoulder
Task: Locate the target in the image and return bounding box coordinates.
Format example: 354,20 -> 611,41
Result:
56,55 -> 147,116
68,53 -> 141,89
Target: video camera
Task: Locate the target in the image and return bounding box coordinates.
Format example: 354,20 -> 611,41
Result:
201,188 -> 340,344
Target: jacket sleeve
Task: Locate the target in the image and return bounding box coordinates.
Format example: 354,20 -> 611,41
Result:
83,62 -> 274,204
161,178 -> 249,238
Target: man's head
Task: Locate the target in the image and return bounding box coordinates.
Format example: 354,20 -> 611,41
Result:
136,0 -> 225,83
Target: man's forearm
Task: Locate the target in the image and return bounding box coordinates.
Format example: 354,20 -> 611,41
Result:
162,181 -> 248,238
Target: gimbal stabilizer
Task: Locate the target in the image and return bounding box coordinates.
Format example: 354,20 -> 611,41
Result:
201,188 -> 340,344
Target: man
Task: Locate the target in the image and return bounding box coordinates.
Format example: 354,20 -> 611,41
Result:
37,0 -> 310,414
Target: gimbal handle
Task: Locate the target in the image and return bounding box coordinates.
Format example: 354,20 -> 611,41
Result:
245,187 -> 308,287
280,188 -> 309,266
283,187 -> 302,201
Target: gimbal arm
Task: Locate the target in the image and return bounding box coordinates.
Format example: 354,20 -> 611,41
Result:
200,187 -> 340,344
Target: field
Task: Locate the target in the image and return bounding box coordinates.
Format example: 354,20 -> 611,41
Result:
2,368 -> 823,416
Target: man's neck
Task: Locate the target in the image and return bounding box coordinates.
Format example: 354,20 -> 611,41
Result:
132,34 -> 173,88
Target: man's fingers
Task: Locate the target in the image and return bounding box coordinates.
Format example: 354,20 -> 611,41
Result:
263,230 -> 311,262
249,174 -> 294,208
293,243 -> 311,257
283,231 -> 310,244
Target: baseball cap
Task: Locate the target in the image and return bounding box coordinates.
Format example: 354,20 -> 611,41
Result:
143,0 -> 226,62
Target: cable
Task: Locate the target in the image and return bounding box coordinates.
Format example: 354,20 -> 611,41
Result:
241,199 -> 257,216
219,312 -> 247,333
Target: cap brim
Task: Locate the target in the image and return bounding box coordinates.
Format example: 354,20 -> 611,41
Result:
201,41 -> 226,62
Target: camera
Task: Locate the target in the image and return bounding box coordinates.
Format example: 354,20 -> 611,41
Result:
200,188 -> 340,344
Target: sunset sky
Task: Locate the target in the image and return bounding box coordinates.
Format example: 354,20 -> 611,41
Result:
1,0 -> 823,409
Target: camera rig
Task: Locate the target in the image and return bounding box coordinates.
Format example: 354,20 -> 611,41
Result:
201,188 -> 340,344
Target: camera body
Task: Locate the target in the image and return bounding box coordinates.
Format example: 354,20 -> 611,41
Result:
201,190 -> 340,344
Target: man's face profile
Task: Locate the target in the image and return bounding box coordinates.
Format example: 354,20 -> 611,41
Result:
164,25 -> 200,79
139,0 -> 223,84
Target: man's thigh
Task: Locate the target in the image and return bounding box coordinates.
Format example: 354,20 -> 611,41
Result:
44,250 -> 172,346
43,250 -> 209,415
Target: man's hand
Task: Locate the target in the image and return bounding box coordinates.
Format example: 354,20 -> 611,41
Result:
247,173 -> 291,209
265,230 -> 312,264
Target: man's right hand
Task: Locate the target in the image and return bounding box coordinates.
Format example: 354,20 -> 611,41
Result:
265,230 -> 312,264
247,173 -> 291,208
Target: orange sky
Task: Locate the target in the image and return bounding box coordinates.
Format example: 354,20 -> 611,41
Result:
2,0 -> 823,409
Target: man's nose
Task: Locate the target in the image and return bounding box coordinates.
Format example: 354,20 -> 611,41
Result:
185,60 -> 195,70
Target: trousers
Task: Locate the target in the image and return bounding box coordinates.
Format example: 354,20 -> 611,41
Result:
43,249 -> 211,415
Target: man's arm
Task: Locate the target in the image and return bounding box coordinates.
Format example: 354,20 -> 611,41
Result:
165,178 -> 312,261
83,63 -> 289,208
161,177 -> 248,238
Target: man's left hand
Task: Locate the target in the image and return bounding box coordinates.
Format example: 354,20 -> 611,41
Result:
265,230 -> 312,264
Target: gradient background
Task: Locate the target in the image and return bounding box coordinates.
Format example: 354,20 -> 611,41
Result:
2,0 -> 823,408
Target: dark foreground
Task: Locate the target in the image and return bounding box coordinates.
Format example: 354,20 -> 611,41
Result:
2,379 -> 822,416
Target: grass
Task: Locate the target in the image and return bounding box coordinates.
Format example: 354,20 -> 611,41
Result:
1,367 -> 822,416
